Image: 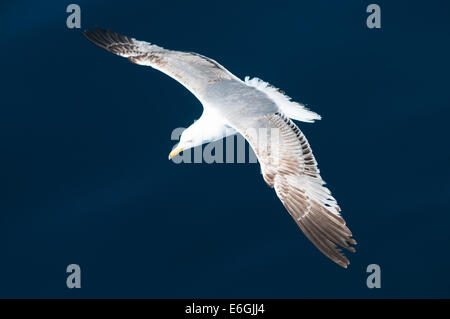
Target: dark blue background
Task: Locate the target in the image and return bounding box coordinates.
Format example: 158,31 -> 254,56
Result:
1,0 -> 449,298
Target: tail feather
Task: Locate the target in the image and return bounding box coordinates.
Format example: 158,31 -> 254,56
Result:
244,76 -> 321,123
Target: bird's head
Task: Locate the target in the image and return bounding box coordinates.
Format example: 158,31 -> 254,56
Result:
168,124 -> 204,159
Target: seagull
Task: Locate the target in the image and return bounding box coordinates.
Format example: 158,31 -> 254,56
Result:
83,27 -> 356,268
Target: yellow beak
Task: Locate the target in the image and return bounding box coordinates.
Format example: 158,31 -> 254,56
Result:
168,146 -> 184,159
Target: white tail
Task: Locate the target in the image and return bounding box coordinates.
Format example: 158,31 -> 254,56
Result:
244,76 -> 321,123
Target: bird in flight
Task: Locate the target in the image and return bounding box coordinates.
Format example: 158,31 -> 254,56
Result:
83,27 -> 356,267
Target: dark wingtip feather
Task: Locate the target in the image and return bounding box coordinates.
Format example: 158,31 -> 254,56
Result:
83,27 -> 134,53
83,28 -> 108,50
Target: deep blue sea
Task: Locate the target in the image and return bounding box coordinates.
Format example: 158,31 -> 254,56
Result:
1,0 -> 449,297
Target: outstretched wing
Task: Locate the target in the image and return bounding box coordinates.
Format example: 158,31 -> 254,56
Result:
239,112 -> 356,268
83,27 -> 239,101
